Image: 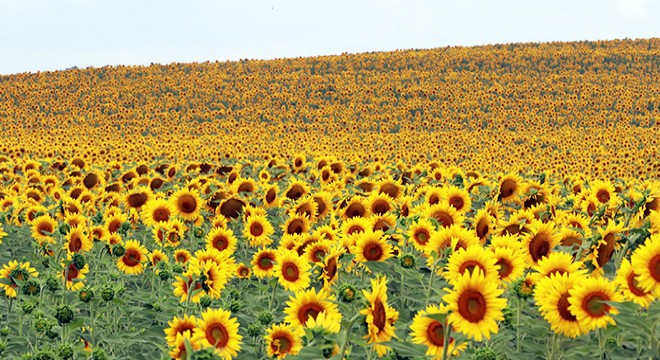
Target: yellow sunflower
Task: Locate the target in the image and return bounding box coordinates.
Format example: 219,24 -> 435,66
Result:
31,214 -> 57,244
489,246 -> 526,284
410,304 -> 467,358
251,248 -> 277,279
164,314 -> 198,346
148,249 -> 169,267
533,273 -> 586,338
170,188 -> 204,221
236,263 -> 251,279
568,276 -> 622,332
614,259 -> 655,308
630,234 -> 660,297
532,251 -> 587,281
64,225 -> 93,254
117,240 -> 148,275
275,250 -> 311,292
521,220 -> 560,266
360,276 -> 399,349
425,203 -> 464,228
442,269 -> 507,341
442,186 -> 472,215
444,245 -> 500,283
0,224 -> 7,244
283,287 -> 342,328
407,217 -> 436,253
282,214 -> 311,236
169,332 -> 200,360
243,213 -> 274,247
206,227 -> 238,254
427,224 -> 480,256
0,260 -> 39,298
472,208 -> 494,244
141,198 -> 174,227
497,173 -> 523,203
61,259 -> 89,291
351,230 -> 394,263
265,323 -> 303,359
192,308 -> 242,359
588,220 -> 625,272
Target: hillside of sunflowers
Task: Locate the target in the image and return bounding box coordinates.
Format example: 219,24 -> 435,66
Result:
0,38 -> 659,360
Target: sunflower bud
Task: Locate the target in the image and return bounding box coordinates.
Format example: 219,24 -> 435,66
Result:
199,296 -> 213,308
72,253 -> 86,270
58,223 -> 71,235
91,348 -> 109,360
193,228 -> 204,238
0,326 -> 8,337
247,324 -> 262,337
229,300 -> 243,313
473,348 -> 497,360
190,348 -> 221,360
79,287 -> 95,303
512,277 -> 534,299
21,279 -> 41,296
45,276 -> 60,292
338,284 -> 357,303
57,343 -> 74,359
112,244 -> 125,257
257,311 -> 273,325
101,285 -> 115,302
22,301 -> 36,315
399,252 -> 416,269
55,304 -> 74,325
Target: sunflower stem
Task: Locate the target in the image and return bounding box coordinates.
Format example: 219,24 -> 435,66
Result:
425,258 -> 440,307
338,313 -> 361,360
399,267 -> 406,310
597,328 -> 606,360
516,296 -> 522,353
441,322 -> 452,360
268,280 -> 278,311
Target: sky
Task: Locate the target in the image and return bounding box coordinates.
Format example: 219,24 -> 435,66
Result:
0,0 -> 658,75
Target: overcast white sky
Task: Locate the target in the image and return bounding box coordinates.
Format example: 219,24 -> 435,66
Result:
0,0 -> 658,75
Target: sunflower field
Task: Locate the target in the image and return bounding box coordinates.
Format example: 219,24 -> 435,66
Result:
0,38 -> 659,360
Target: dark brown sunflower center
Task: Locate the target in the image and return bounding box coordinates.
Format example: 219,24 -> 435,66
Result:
177,194 -> 197,214
258,256 -> 274,270
250,223 -> 264,237
38,221 -> 53,236
128,193 -> 148,208
596,190 -> 610,203
415,229 -> 430,245
325,257 -> 338,279
557,293 -> 577,321
432,211 -> 454,228
626,272 -> 649,296
372,201 -> 390,215
266,189 -> 276,203
651,254 -> 660,282
65,264 -> 79,281
429,194 -> 440,205
499,179 -> 516,199
282,263 -> 299,281
364,243 -> 384,261
345,203 -> 366,218
476,218 -> 489,239
457,289 -> 487,323
205,324 -> 229,348
298,303 -> 324,325
458,260 -> 484,277
83,173 -> 98,189
312,249 -> 326,263
372,299 -> 387,331
426,321 -> 446,346
582,292 -> 610,317
287,219 -> 304,235
449,196 -> 464,210
495,258 -> 513,278
529,235 -> 550,262
272,334 -> 292,354
213,237 -> 228,251
69,236 -> 83,252
596,234 -> 616,268
286,185 -> 305,200
379,184 -> 399,199
153,208 -> 170,222
108,220 -> 121,233
347,225 -> 365,235
123,250 -> 141,267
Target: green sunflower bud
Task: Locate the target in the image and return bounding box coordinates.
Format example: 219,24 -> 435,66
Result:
79,287 -> 94,303
57,343 -> 74,359
338,284 -> 357,303
247,324 -> 262,337
112,244 -> 125,257
72,253 -> 86,270
257,311 -> 273,325
55,304 -> 74,325
399,252 -> 416,269
21,279 -> 41,296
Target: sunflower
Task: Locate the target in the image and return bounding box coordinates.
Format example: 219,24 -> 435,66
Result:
442,186 -> 472,215
148,249 -> 169,266
64,213 -> 87,229
141,198 -> 174,227
284,179 -> 310,201
497,173 -> 522,203
263,184 -> 281,208
164,314 -> 198,346
360,276 -> 399,353
64,225 -> 93,254
290,195 -> 319,221
488,234 -> 523,253
427,224 -> 480,256
489,246 -> 526,284
252,248 -> 277,279
311,192 -> 333,219
614,258 -> 655,308
425,186 -> 444,206
351,230 -> 393,263
630,234 -> 660,297
533,251 -> 586,281
442,269 -> 507,341
303,239 -> 331,264
407,217 -> 436,253
282,214 -> 311,236
206,227 -> 238,254
104,212 -> 128,234
341,216 -> 371,242
321,245 -> 344,289
243,213 -> 274,247
498,209 -> 535,236
232,177 -> 258,195
472,208 -> 494,244
425,203 -> 463,228
370,213 -> 397,232
377,177 -> 404,200
124,188 -> 151,211
304,310 -> 342,334
275,250 -> 311,292
265,324 -> 303,359
341,196 -> 370,219
171,188 -> 204,221
117,240 -> 148,275
444,245 -> 500,283
31,214 -> 57,244
588,220 -> 625,271
169,333 -> 200,360
188,259 -> 229,299
236,263 -> 251,279
0,260 -> 39,298
521,220 -> 560,266
62,260 -> 89,291
283,287 -> 342,328
568,276 -> 622,332
367,192 -> 394,216
192,308 -> 242,359
589,180 -> 617,209
410,304 -> 467,358
174,249 -> 193,264
533,273 -> 586,338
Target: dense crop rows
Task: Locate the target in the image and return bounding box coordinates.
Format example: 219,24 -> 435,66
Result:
0,39 -> 659,359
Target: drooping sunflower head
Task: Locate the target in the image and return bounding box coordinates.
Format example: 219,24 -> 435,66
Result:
588,220 -> 625,270
630,234 -> 660,297
472,208 -> 495,244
